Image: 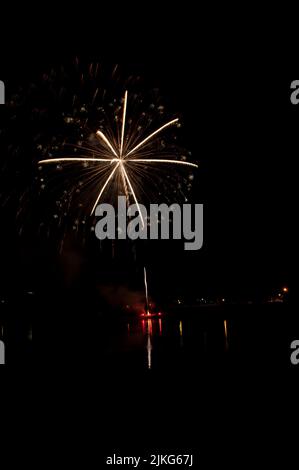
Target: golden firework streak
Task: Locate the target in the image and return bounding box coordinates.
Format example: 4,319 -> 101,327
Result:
38,91 -> 198,219
120,90 -> 128,157
38,157 -> 111,164
121,162 -> 145,228
125,118 -> 179,157
129,159 -> 198,168
96,130 -> 118,157
90,161 -> 120,215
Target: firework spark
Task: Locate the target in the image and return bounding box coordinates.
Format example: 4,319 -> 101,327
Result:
38,91 -> 198,225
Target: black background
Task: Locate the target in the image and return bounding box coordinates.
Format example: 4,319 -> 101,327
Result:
0,33 -> 294,299
0,7 -> 297,467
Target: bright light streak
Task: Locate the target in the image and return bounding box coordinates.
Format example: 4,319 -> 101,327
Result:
125,118 -> 179,157
121,163 -> 145,228
96,130 -> 118,157
90,161 -> 120,215
120,90 -> 128,157
147,334 -> 152,369
38,157 -> 111,165
144,266 -> 149,315
130,159 -> 198,168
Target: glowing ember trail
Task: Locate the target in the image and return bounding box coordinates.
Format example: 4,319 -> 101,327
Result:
96,130 -> 118,157
125,118 -> 179,157
120,90 -> 128,158
121,163 -> 145,228
147,328 -> 152,370
90,161 -> 121,215
224,319 -> 229,350
144,266 -> 150,316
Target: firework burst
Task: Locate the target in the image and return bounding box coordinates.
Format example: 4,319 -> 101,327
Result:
38,90 -> 198,227
1,60 -> 198,253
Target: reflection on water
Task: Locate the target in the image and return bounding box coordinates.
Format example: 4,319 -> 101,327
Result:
126,313 -> 233,371
224,319 -> 229,350
121,314 -> 231,371
179,320 -> 183,348
147,333 -> 152,369
145,318 -> 153,369
103,305 -> 286,372
158,319 -> 162,336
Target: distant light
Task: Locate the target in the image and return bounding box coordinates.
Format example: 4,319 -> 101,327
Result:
282,287 -> 288,293
222,298 -> 225,302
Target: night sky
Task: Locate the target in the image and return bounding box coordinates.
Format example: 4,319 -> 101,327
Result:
0,16 -> 294,303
